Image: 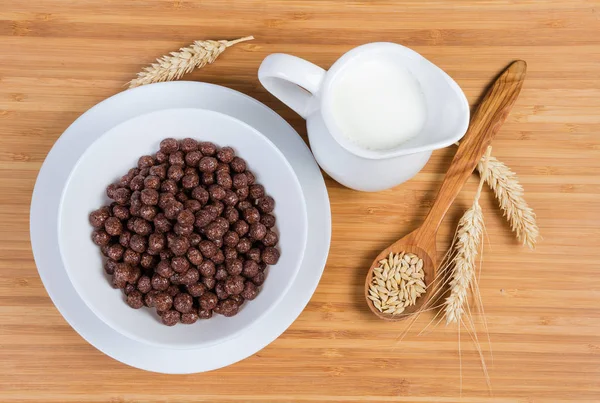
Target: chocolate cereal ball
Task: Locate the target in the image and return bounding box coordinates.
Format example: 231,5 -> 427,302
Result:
201,172 -> 215,186
248,223 -> 267,241
184,199 -> 202,213
243,207 -> 260,224
129,234 -> 148,253
161,310 -> 180,326
236,186 -> 249,201
180,138 -> 198,153
247,248 -> 261,263
149,164 -> 167,179
236,237 -> 252,254
199,292 -> 218,310
167,165 -> 184,182
242,260 -> 260,278
215,281 -> 229,300
144,290 -> 160,307
140,253 -> 156,270
185,150 -> 202,166
217,146 -> 235,163
245,171 -> 256,185
148,233 -> 166,251
216,299 -> 239,317
153,213 -> 172,233
232,173 -> 248,189
252,271 -> 266,286
260,214 -> 276,228
107,244 -> 125,261
241,281 -> 259,300
105,259 -> 119,275
144,175 -> 161,190
177,209 -> 195,226
202,276 -> 216,290
256,196 -> 275,214
216,172 -> 233,189
113,188 -> 131,205
127,290 -> 144,309
169,235 -> 190,256
230,156 -> 246,173
182,173 -> 199,189
155,260 -> 174,278
163,201 -> 184,220
187,248 -> 203,265
187,283 -> 207,298
199,141 -> 217,156
208,184 -> 226,201
137,275 -> 152,294
129,175 -> 144,191
226,258 -> 243,276
154,292 -> 173,311
123,283 -> 136,296
171,256 -> 190,274
104,217 -> 122,236
169,151 -> 185,166
181,310 -> 199,324
198,260 -> 216,278
263,230 -> 279,247
191,186 -> 209,205
161,178 -> 178,194
198,309 -> 213,319
119,231 -> 132,248
249,184 -> 265,200
173,292 -> 194,313
92,229 -> 111,246
198,240 -> 217,258
89,207 -> 110,228
123,248 -> 141,266
160,138 -> 179,154
199,157 -> 218,173
131,218 -> 151,236
152,274 -> 170,291
225,275 -> 245,295
112,205 -> 130,221
224,246 -> 238,260
262,247 -> 280,265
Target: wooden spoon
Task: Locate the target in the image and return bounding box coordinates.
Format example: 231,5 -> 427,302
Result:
364,60 -> 527,321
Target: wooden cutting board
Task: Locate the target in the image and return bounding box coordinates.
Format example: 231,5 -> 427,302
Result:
1,1 -> 599,401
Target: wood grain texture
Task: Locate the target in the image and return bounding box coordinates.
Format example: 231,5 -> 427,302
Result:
1,1 -> 599,402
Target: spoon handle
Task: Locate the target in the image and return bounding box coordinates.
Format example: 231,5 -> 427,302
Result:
421,60 -> 527,235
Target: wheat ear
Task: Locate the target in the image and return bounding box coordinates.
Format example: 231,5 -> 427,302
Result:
128,36 -> 254,88
476,154 -> 538,249
443,146 -> 491,325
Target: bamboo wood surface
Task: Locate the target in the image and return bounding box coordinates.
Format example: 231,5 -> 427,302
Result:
1,1 -> 599,402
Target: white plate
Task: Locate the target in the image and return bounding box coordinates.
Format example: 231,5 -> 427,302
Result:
60,108 -> 308,349
30,82 -> 331,373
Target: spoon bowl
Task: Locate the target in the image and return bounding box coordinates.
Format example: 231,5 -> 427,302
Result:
364,60 -> 527,321
365,240 -> 436,321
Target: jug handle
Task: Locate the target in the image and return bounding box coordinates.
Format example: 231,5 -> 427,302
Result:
258,54 -> 326,119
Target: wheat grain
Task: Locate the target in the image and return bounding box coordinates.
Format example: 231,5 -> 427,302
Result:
443,146 -> 491,325
477,154 -> 539,249
127,36 -> 254,88
368,251 -> 425,315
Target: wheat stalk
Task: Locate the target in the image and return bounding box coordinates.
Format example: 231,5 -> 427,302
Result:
128,36 -> 254,88
443,146 -> 491,325
476,154 -> 539,249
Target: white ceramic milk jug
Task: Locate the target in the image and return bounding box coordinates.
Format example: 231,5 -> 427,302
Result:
258,42 -> 470,191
